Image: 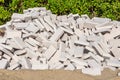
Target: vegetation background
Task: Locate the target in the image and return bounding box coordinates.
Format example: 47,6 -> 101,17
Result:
0,0 -> 120,25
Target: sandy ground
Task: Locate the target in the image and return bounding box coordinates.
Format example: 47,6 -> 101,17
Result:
0,69 -> 119,80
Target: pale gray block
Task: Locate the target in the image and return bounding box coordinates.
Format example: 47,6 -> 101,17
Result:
60,26 -> 73,34
25,23 -> 39,33
85,46 -> 94,52
92,42 -> 112,58
6,30 -> 22,38
43,45 -> 57,60
107,58 -> 120,67
34,19 -> 44,30
87,59 -> 101,68
0,46 -> 13,57
92,17 -> 111,24
22,33 -> 37,38
83,21 -> 98,28
82,68 -> 101,76
48,50 -> 60,64
12,13 -> 25,20
72,63 -> 84,69
13,22 -> 29,29
110,28 -> 120,39
25,48 -> 38,58
8,63 -> 20,70
44,15 -> 56,30
31,58 -> 48,70
12,13 -> 31,21
19,57 -> 32,69
50,28 -> 64,41
61,33 -> 68,41
0,59 -> 8,69
38,17 -> 53,32
89,52 -> 104,62
32,64 -> 48,70
7,41 -> 20,49
29,37 -> 40,45
0,44 -> 13,51
82,54 -> 91,60
64,63 -> 75,71
74,46 -> 84,58
70,58 -> 88,66
111,47 -> 120,58
0,37 -> 7,44
74,40 -> 89,46
13,37 -> 26,49
31,12 -> 40,19
24,39 -> 37,47
55,64 -> 64,69
3,54 -> 11,61
14,49 -> 26,56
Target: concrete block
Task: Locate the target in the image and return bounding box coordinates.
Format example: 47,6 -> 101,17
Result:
8,63 -> 20,70
70,58 -> 88,66
0,59 -> 8,69
107,58 -> 120,67
74,46 -> 84,58
34,19 -> 44,30
19,57 -> 32,69
3,54 -> 11,61
82,68 -> 101,76
43,45 -> 57,60
13,37 -> 26,49
44,16 -> 56,30
25,23 -> 39,33
74,40 -> 89,46
50,28 -> 64,41
0,44 -> 13,51
0,46 -> 13,57
13,22 -> 29,29
60,26 -> 73,34
38,17 -> 53,32
12,13 -> 31,21
14,49 -> 26,56
6,30 -> 22,38
31,58 -> 48,70
64,63 -> 75,70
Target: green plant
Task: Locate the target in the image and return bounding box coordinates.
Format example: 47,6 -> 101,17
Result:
0,0 -> 120,25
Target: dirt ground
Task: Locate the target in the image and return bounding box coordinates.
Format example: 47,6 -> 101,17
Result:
0,69 -> 119,80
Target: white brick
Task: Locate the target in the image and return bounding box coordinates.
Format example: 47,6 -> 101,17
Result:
19,57 -> 32,69
6,30 -> 22,38
43,45 -> 57,60
82,68 -> 101,76
14,49 -> 26,56
25,23 -> 39,33
50,28 -> 64,41
0,59 -> 8,69
31,58 -> 48,70
38,17 -> 53,32
0,44 -> 13,51
8,63 -> 20,70
70,58 -> 88,66
60,26 -> 73,34
13,22 -> 29,29
13,37 -> 26,49
44,16 -> 56,30
64,63 -> 75,70
107,58 -> 120,67
34,19 -> 44,30
74,40 -> 89,46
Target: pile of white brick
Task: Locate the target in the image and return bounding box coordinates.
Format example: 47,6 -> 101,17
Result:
0,7 -> 120,76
